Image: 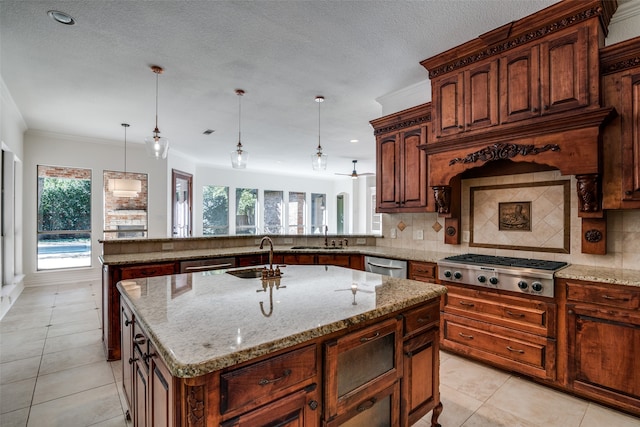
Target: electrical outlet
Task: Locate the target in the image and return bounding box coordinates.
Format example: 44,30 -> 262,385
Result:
390,228 -> 397,239
356,238 -> 366,245
413,230 -> 424,240
161,243 -> 174,250
254,239 -> 262,245
283,238 -> 293,244
462,231 -> 470,243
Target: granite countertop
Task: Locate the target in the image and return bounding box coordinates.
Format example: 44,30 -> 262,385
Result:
118,265 -> 447,379
556,265 -> 640,288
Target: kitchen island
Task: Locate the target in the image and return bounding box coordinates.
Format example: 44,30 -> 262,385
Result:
117,264 -> 447,426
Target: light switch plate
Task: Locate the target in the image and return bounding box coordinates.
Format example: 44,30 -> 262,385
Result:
356,238 -> 366,245
413,230 -> 424,240
283,238 -> 293,244
390,228 -> 397,239
462,231 -> 470,242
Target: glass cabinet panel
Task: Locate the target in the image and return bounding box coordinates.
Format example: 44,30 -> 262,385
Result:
337,333 -> 394,397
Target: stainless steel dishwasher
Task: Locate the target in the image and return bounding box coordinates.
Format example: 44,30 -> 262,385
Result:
364,255 -> 407,278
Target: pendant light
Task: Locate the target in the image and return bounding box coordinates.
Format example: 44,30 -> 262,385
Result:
231,89 -> 249,169
109,123 -> 142,198
144,65 -> 169,160
311,95 -> 327,171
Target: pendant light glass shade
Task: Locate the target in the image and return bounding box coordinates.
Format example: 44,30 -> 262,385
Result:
311,96 -> 327,171
109,123 -> 142,198
144,65 -> 169,160
231,89 -> 249,169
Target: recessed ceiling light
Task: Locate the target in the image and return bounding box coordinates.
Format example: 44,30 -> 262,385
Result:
203,129 -> 215,135
48,10 -> 75,25
350,139 -> 359,143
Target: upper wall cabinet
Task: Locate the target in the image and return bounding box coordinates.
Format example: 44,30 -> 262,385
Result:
370,104 -> 432,213
422,0 -> 614,143
600,36 -> 640,209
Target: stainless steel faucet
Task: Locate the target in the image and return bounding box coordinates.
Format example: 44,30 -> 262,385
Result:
324,225 -> 329,247
259,236 -> 275,275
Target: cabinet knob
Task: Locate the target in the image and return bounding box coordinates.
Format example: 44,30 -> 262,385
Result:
308,400 -> 319,410
568,309 -> 574,315
124,319 -> 133,326
531,107 -> 538,113
625,191 -> 633,195
128,357 -> 138,365
458,125 -> 464,129
543,105 -> 549,110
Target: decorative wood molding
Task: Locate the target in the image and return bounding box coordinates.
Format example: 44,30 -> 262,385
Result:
422,4 -> 607,78
581,217 -> 607,254
576,174 -> 600,213
186,384 -> 206,427
584,229 -> 603,243
600,35 -> 640,75
432,186 -> 451,215
449,143 -> 560,166
372,114 -> 431,136
370,103 -> 432,136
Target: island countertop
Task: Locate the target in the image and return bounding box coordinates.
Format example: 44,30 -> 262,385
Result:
117,265 -> 447,378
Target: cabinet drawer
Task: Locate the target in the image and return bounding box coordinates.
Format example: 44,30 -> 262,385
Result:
220,344 -> 317,414
442,314 -> 555,380
443,286 -> 555,337
403,301 -> 440,337
408,261 -> 436,281
566,282 -> 640,310
120,263 -> 176,280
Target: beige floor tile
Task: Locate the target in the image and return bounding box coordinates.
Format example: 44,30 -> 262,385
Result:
432,383 -> 484,427
39,342 -> 106,375
51,300 -> 97,314
485,376 -> 588,427
32,361 -> 114,404
0,407 -> 29,427
0,377 -> 35,414
28,384 -> 123,427
462,403 -> 539,427
0,315 -> 52,334
439,354 -> 510,401
90,415 -> 130,427
0,356 -> 41,384
0,338 -> 45,364
110,359 -> 123,381
0,327 -> 48,348
46,319 -> 101,338
50,307 -> 100,326
43,329 -> 101,354
580,403 -> 640,427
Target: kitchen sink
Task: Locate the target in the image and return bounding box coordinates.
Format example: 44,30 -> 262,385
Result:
225,267 -> 265,279
290,246 -> 343,250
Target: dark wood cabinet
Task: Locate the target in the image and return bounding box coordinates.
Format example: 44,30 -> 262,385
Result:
561,279 -> 640,416
408,261 -> 437,282
103,262 -> 177,361
601,36 -> 640,209
121,302 -> 134,421
371,104 -> 431,213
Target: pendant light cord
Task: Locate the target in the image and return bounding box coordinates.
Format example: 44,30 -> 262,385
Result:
154,71 -> 159,134
316,95 -> 324,153
238,91 -> 242,147
122,123 -> 130,175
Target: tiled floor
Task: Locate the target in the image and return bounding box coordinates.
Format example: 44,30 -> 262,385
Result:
1,282 -> 639,427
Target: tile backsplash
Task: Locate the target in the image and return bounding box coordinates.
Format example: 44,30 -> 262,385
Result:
378,170 -> 640,271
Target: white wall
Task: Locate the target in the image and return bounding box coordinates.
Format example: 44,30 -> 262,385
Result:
1,77 -> 27,318
23,131 -> 168,286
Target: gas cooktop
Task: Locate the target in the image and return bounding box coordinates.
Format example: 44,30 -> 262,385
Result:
442,254 -> 567,271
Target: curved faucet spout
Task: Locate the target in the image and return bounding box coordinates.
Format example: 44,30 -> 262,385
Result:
259,236 -> 274,272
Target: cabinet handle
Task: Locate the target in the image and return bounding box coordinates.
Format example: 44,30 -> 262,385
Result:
143,352 -> 155,362
417,316 -> 431,323
258,369 -> 291,386
308,400 -> 319,410
134,334 -> 146,345
356,398 -> 377,412
128,357 -> 138,365
601,294 -> 630,302
360,332 -> 380,342
507,346 -> 525,354
124,319 -> 133,326
185,263 -> 233,271
459,301 -> 475,307
506,310 -> 524,318
458,332 -> 474,340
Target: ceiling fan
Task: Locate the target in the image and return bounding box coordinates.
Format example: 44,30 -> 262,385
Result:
336,160 -> 374,179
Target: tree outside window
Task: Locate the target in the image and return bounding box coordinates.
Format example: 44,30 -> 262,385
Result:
203,186 -> 229,235
236,188 -> 258,235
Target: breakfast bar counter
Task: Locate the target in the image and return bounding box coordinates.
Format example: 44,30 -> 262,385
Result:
117,265 -> 447,426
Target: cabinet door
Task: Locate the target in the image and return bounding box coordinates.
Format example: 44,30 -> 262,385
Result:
133,347 -> 148,427
402,330 -> 438,427
567,304 -> 640,414
121,303 -> 134,415
540,26 -> 589,115
432,73 -> 464,138
621,73 -> 640,200
376,134 -> 400,211
499,44 -> 541,124
399,128 -> 427,209
317,254 -> 350,268
464,60 -> 498,132
149,342 -> 174,427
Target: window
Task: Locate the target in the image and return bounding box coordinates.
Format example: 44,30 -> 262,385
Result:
371,189 -> 382,235
37,165 -> 91,270
203,186 -> 229,235
310,193 -> 327,234
236,188 -> 258,235
264,190 -> 284,234
288,192 -> 306,234
103,170 -> 148,240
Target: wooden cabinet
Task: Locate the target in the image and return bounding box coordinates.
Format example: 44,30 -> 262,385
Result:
441,283 -> 557,380
408,261 -> 437,282
601,36 -> 640,209
103,262 -> 177,361
237,254 -> 267,267
561,279 -> 640,416
432,60 -> 498,138
324,318 -> 402,424
121,299 -> 176,427
370,104 -> 431,213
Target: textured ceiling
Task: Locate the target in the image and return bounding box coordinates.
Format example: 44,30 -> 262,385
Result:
1,0 -> 571,178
